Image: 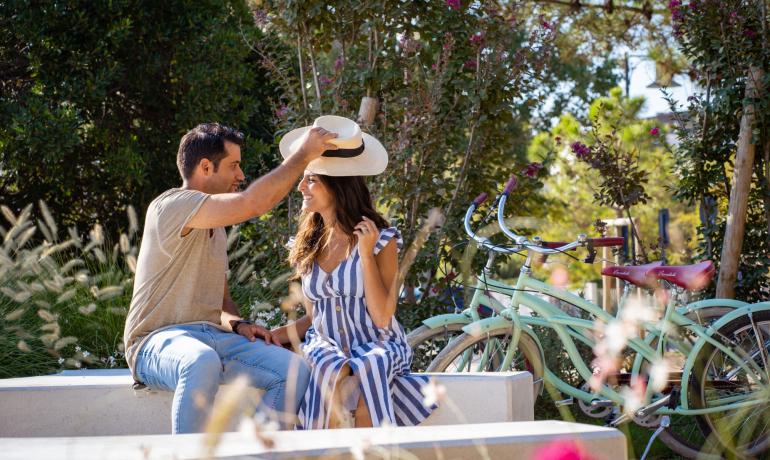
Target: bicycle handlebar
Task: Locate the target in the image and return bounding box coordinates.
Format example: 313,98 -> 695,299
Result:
473,192 -> 488,206
461,174 -> 626,256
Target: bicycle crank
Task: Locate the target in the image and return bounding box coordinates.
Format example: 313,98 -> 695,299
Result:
578,383 -> 614,418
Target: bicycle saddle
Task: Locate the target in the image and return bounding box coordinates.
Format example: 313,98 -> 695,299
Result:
647,260 -> 715,291
601,261 -> 663,290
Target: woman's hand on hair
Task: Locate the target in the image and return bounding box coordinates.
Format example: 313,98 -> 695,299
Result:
354,216 -> 379,256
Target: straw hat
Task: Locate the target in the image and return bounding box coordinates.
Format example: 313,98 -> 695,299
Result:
279,115 -> 387,176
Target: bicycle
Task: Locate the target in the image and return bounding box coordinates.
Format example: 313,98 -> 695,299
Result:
425,177 -> 767,459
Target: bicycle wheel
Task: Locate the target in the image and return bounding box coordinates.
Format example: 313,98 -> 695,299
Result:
426,325 -> 544,400
407,323 -> 466,372
688,309 -> 770,459
650,306 -> 735,459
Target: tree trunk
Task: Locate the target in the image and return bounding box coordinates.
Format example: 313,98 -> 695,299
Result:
716,66 -> 764,298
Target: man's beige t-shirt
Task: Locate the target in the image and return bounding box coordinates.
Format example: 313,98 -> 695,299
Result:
123,188 -> 228,380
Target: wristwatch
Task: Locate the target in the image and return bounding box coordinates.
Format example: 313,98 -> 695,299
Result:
230,319 -> 252,334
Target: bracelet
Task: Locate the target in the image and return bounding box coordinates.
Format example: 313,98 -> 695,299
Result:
230,319 -> 252,334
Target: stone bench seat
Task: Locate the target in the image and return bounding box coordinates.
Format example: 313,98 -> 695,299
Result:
0,369 -> 534,437
0,421 -> 627,460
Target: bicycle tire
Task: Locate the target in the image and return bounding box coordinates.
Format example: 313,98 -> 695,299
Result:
407,323 -> 466,372
425,326 -> 544,400
650,306 -> 737,459
688,308 -> 770,459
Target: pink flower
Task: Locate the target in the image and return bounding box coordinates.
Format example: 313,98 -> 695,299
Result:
469,32 -> 485,47
744,29 -> 758,39
463,59 -> 477,70
334,57 -> 344,71
649,126 -> 659,136
446,0 -> 461,11
533,439 -> 595,460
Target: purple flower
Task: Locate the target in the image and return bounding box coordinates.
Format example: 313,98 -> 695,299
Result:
463,59 -> 477,70
668,0 -> 681,9
318,75 -> 333,86
570,141 -> 591,160
252,9 -> 268,25
523,162 -> 543,178
446,0 -> 461,11
274,106 -> 289,119
555,136 -> 562,146
672,9 -> 685,21
541,20 -> 552,30
650,126 -> 660,136
744,29 -> 758,39
334,57 -> 344,71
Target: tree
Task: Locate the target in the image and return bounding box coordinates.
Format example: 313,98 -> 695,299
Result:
667,0 -> 770,301
0,0 -> 277,232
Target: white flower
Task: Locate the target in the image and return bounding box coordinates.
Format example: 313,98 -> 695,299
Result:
649,359 -> 671,393
74,345 -> 81,352
350,439 -> 371,460
620,385 -> 643,416
82,350 -> 90,358
261,278 -> 269,288
421,379 -> 446,407
58,357 -> 65,365
603,321 -> 629,355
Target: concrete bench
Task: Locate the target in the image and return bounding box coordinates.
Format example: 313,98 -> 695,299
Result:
0,369 -> 533,437
0,421 -> 627,460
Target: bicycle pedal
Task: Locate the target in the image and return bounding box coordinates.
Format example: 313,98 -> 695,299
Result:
589,399 -> 614,408
554,397 -> 574,407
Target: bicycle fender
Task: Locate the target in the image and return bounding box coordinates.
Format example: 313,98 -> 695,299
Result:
677,298 -> 747,316
421,313 -> 472,329
461,317 -> 542,348
683,302 -> 770,388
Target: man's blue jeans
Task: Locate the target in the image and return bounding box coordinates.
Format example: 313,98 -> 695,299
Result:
135,323 -> 310,434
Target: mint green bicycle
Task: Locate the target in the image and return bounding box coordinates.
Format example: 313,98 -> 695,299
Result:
425,178 -> 770,459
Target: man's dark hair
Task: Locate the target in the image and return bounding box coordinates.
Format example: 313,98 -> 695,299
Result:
177,123 -> 244,180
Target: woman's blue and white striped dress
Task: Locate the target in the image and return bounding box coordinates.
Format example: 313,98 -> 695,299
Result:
296,227 -> 435,429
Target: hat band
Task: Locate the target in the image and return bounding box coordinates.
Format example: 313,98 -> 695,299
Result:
322,141 -> 365,158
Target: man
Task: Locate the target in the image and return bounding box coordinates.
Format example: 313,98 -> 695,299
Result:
123,122 -> 338,433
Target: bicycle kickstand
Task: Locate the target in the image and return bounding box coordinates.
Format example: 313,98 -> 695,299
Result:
639,415 -> 670,460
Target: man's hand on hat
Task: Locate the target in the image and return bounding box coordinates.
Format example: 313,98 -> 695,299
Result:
298,127 -> 338,162
234,321 -> 276,345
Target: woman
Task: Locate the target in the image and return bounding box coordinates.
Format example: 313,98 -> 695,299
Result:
271,116 -> 435,429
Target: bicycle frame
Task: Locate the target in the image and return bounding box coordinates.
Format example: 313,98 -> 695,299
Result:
482,254 -> 766,417
450,192 -> 763,418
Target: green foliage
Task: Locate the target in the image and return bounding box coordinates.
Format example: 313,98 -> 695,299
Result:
0,0 -> 277,231
524,89 -> 700,290
667,0 -> 770,301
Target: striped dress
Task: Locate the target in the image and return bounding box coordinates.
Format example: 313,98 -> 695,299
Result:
296,227 -> 435,429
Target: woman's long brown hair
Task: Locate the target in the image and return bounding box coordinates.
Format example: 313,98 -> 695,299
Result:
288,175 -> 389,275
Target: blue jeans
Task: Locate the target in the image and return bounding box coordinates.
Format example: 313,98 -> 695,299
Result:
135,323 -> 310,433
